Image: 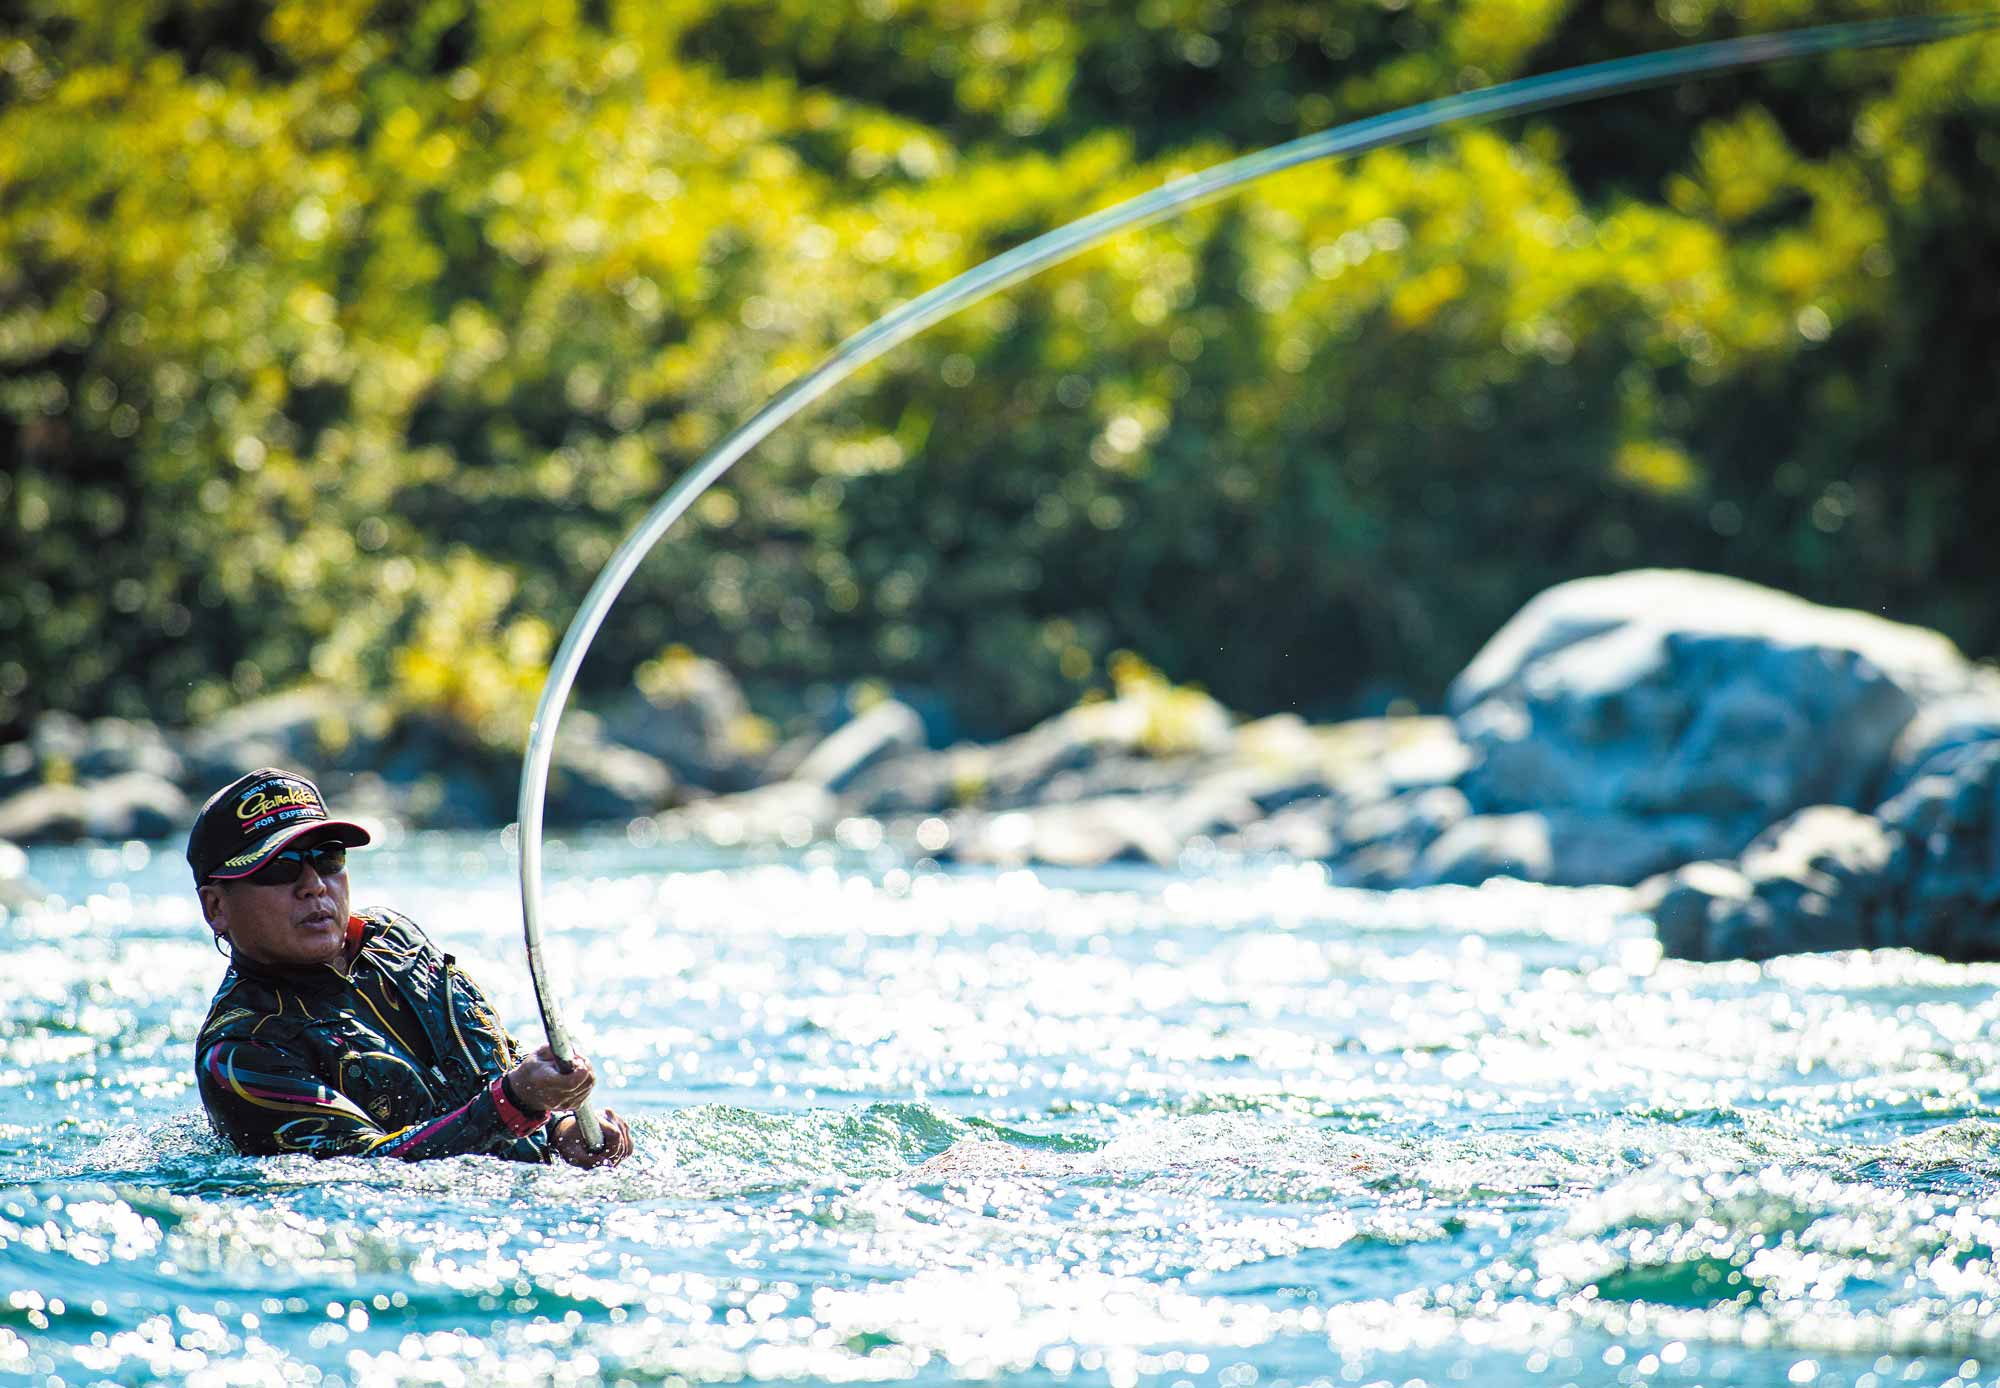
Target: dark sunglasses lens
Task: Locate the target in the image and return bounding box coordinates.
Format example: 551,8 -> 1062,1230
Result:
244,844 -> 346,885
246,855 -> 304,886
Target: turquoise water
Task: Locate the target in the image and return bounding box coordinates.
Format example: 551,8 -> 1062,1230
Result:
4,828 -> 1999,1388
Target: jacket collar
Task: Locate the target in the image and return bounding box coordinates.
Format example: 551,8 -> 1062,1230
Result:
225,913 -> 373,988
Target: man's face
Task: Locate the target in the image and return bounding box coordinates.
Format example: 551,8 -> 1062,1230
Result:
199,836 -> 352,969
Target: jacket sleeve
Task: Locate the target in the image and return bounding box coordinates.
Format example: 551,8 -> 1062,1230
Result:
197,1036 -> 548,1161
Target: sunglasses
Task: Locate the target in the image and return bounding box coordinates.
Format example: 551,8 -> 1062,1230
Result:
237,843 -> 348,887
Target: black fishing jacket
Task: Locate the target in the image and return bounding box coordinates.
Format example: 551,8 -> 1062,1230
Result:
195,907 -> 551,1161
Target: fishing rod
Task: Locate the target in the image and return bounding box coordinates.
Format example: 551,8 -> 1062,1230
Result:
516,13 -> 1994,1150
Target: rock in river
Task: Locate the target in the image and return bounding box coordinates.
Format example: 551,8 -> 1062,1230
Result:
1450,569 -> 1969,882
0,772 -> 192,843
1641,805 -> 1900,961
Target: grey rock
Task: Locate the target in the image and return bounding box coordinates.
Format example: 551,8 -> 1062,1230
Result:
1224,799 -> 1340,860
545,731 -> 675,825
1340,785 -> 1471,852
933,776 -> 1264,870
1646,861 -> 1755,961
1417,809 -> 1728,889
843,745 -> 988,817
1359,715 -> 1477,796
1454,571 -> 1968,713
1875,740 -> 2000,960
844,711 -> 1438,824
980,719 -> 1115,808
1328,786 -> 1471,887
374,713 -> 472,791
596,654 -> 768,792
181,687 -> 352,785
851,686 -> 1259,821
1038,751 -> 1223,805
81,772 -> 194,840
0,782 -> 88,841
355,715 -> 508,829
1451,570 -> 1968,881
1725,806 -> 1898,958
1231,717 -> 1473,874
842,729 -> 1108,817
77,717 -> 185,784
386,770 -> 504,830
760,725 -> 833,787
1881,673 -> 2000,800
0,773 -> 192,842
1240,767 -> 1338,818
1564,811 -> 1733,887
945,798 -> 1179,869
979,702 -> 1175,807
789,699 -> 927,794
1415,812 -> 1556,885
311,771 -> 404,826
669,780 -> 839,847
1640,805 -> 1899,961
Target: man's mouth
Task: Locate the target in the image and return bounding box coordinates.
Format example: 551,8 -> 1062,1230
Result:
299,908 -> 335,930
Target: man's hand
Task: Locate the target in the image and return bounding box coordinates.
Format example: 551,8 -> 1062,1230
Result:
550,1108 -> 634,1168
504,1044 -> 596,1114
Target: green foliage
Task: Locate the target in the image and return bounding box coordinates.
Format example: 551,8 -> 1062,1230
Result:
2,0 -> 1997,741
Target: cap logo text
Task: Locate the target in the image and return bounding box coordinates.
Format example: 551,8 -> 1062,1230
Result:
237,784 -> 321,821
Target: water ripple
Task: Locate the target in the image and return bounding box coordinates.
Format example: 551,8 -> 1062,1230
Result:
4,832 -> 1998,1386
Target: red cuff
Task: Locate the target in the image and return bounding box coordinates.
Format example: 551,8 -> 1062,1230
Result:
489,1077 -> 547,1136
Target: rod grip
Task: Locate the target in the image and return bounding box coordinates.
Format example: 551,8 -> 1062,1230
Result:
572,1097 -> 606,1150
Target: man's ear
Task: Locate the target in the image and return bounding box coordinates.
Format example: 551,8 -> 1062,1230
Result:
198,883 -> 226,930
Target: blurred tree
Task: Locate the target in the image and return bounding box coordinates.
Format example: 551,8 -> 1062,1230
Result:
1,0 -> 1995,741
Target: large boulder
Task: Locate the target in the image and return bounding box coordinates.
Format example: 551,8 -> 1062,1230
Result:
666,779 -> 839,847
1417,809 -> 1728,889
1874,739 -> 2000,960
364,713 -> 505,827
0,782 -> 88,841
1451,570 -> 1968,882
1879,672 -> 2000,801
544,722 -> 676,824
941,781 -> 1260,869
848,680 -> 1248,821
1641,806 -> 1901,961
180,687 -> 357,786
840,705 -> 1158,819
595,652 -> 770,792
0,772 -> 192,843
1641,740 -> 2000,963
789,699 -> 927,795
1329,785 -> 1471,887
76,718 -> 184,784
82,772 -> 194,839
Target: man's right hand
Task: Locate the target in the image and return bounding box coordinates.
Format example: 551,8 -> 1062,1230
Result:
504,1044 -> 596,1114
550,1108 -> 634,1168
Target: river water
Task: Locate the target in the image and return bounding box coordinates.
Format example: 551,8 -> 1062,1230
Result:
3,826 -> 1998,1387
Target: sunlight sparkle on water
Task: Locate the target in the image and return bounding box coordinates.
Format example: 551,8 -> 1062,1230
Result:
4,831 -> 2000,1386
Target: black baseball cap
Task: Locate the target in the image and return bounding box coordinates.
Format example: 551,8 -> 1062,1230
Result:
186,768 -> 372,884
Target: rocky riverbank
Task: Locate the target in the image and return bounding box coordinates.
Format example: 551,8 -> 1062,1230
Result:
4,569 -> 1997,961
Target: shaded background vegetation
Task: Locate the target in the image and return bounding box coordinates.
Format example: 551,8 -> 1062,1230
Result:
3,0 -> 1996,744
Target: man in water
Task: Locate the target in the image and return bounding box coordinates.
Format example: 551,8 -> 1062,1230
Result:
189,768 -> 634,1165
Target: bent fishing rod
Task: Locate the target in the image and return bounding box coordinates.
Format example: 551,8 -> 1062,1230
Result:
516,13 -> 1994,1150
